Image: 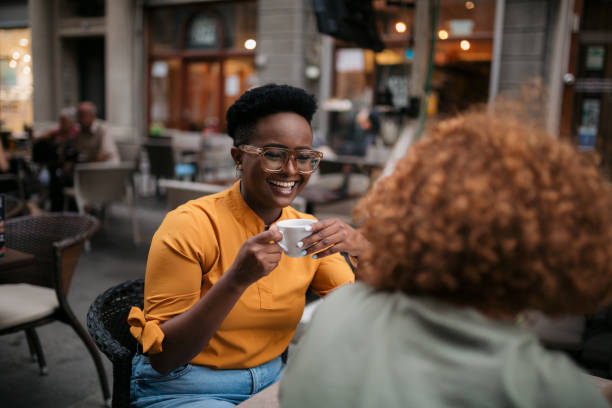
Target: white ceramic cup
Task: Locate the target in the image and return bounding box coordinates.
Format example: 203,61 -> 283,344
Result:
276,219 -> 316,258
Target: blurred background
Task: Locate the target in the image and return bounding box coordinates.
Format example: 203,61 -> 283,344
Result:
0,0 -> 609,182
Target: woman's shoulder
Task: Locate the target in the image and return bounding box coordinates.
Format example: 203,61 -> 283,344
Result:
159,195 -> 218,231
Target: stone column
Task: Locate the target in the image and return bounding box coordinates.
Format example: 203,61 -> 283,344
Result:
410,0 -> 430,100
106,0 -> 135,139
29,0 -> 55,123
257,0 -> 307,88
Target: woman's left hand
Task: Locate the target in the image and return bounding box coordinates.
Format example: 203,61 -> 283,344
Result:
299,218 -> 370,259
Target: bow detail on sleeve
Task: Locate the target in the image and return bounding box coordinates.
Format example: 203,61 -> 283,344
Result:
128,307 -> 165,354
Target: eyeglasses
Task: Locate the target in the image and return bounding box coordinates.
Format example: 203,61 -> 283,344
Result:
239,144 -> 323,174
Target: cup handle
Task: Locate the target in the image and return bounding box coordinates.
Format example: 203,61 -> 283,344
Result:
278,231 -> 288,252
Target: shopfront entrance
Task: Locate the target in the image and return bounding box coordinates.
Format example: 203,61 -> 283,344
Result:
146,1 -> 256,134
561,0 -> 612,177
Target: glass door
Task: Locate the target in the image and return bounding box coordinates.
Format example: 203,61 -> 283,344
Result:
183,60 -> 221,131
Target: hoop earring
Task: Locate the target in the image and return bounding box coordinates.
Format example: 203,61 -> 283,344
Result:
235,163 -> 242,178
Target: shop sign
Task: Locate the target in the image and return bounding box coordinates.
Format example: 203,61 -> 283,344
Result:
586,46 -> 605,71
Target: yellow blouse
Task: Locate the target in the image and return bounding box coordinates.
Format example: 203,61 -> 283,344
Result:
129,181 -> 354,369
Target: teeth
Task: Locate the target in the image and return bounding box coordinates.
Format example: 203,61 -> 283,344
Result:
269,180 -> 296,188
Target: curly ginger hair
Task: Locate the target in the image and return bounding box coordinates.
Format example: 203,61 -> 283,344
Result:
354,112 -> 612,317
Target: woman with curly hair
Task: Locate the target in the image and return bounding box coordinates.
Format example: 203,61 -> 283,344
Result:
279,111 -> 612,407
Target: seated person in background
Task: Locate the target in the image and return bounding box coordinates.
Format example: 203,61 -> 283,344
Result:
336,107 -> 380,195
32,107 -> 79,211
340,107 -> 379,158
128,84 -> 370,407
75,101 -> 119,164
280,111 -> 612,407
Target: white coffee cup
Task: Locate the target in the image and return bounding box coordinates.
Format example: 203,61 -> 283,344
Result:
276,219 -> 316,258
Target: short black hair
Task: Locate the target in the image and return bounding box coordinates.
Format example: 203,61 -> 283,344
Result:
226,83 -> 317,146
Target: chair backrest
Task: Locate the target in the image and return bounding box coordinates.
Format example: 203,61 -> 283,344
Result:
200,134 -> 234,181
158,179 -> 225,210
87,278 -> 144,362
87,279 -> 144,408
5,213 -> 99,293
73,162 -> 134,208
144,138 -> 176,179
116,142 -> 142,164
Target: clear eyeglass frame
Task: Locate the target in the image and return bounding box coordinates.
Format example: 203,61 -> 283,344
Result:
238,144 -> 323,174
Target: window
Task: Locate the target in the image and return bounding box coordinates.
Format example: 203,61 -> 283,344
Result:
0,28 -> 32,136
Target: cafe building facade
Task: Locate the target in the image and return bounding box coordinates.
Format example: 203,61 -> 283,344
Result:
27,0 -> 321,140
320,0 -> 612,179
19,0 -> 612,178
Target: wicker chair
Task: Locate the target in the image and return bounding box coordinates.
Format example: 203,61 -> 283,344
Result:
5,194 -> 26,218
0,213 -> 110,405
87,279 -> 144,408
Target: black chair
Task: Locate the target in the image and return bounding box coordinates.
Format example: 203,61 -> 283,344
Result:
144,138 -> 175,196
87,279 -> 144,408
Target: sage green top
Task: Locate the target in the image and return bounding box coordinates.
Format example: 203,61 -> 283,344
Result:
279,282 -> 608,408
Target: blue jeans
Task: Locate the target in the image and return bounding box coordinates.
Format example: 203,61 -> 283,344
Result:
130,354 -> 284,408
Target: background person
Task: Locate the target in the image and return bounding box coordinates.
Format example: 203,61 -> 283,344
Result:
32,107 -> 79,211
279,111 -> 612,407
128,84 -> 369,407
75,101 -> 119,164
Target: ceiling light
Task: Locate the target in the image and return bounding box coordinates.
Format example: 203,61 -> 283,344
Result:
438,30 -> 449,40
395,22 -> 407,33
244,39 -> 256,50
460,40 -> 471,50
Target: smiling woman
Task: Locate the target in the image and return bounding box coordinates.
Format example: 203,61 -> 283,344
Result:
127,84 -> 369,407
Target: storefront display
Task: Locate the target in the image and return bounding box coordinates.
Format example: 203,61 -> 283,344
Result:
0,28 -> 32,137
